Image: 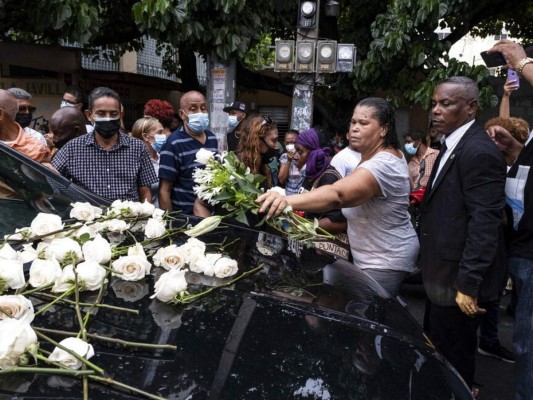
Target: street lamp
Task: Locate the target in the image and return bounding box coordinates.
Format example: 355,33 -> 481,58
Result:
336,44 -> 356,72
297,0 -> 318,29
316,41 -> 337,73
295,41 -> 315,72
275,40 -> 294,72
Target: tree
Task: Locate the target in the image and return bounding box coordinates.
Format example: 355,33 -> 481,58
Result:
0,0 -> 529,131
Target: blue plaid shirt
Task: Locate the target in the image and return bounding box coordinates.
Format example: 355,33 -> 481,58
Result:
52,133 -> 158,201
159,127 -> 218,214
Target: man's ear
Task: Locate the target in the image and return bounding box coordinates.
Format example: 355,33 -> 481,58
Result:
84,109 -> 92,122
468,99 -> 479,116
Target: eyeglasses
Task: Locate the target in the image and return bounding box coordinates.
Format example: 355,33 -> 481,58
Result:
261,115 -> 274,126
18,106 -> 36,113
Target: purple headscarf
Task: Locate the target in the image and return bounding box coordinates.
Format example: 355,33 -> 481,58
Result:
296,128 -> 331,180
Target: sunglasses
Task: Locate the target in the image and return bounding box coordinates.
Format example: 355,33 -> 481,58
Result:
261,115 -> 274,126
18,106 -> 36,113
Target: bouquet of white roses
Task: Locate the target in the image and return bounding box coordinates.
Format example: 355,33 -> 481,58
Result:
192,149 -> 334,242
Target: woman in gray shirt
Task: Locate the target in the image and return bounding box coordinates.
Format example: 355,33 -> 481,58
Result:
257,97 -> 419,296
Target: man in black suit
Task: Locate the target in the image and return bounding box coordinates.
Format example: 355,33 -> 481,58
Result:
419,76 -> 507,391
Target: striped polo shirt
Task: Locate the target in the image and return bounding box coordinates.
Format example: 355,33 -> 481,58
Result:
158,127 -> 218,214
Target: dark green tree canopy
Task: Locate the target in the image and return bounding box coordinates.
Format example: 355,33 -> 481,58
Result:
1,0 -> 530,127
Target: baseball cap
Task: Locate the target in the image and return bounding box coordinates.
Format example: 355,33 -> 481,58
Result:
223,101 -> 248,113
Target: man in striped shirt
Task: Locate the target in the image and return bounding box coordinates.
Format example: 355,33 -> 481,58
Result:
158,91 -> 218,214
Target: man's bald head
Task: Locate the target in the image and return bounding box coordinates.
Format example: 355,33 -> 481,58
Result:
0,89 -> 18,120
179,91 -> 205,109
50,107 -> 87,148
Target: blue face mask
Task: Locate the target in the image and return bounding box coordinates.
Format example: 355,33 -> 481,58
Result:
228,115 -> 239,130
186,112 -> 209,134
404,142 -> 417,156
151,134 -> 167,153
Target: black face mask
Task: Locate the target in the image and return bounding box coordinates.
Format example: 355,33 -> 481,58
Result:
54,139 -> 69,150
15,113 -> 33,129
261,145 -> 279,165
93,118 -> 121,139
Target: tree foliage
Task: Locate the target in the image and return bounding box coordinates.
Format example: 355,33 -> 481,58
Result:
0,0 -> 529,125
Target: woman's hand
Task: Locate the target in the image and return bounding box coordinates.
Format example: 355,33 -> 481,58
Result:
503,79 -> 519,97
256,190 -> 289,219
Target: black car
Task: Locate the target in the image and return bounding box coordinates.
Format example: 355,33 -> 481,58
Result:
0,144 -> 473,399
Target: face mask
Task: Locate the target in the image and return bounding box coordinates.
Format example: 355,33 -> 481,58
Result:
15,113 -> 33,129
185,112 -> 209,134
151,134 -> 167,153
404,142 -> 417,156
60,100 -> 77,108
285,144 -> 295,153
93,118 -> 121,139
228,115 -> 239,130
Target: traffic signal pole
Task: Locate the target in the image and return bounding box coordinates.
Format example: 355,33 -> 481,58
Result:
290,0 -> 320,131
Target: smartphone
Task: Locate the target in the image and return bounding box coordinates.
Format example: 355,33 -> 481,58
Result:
480,50 -> 506,67
507,69 -> 520,88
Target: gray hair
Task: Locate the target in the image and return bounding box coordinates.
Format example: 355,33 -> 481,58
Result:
7,87 -> 32,100
438,76 -> 479,101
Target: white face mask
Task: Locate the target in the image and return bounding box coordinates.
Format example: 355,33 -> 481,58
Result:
404,142 -> 417,155
228,115 -> 239,130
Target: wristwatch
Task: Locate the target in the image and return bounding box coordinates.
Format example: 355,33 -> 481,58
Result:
515,57 -> 533,77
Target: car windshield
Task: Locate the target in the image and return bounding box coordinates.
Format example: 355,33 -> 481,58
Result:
0,142 -> 110,236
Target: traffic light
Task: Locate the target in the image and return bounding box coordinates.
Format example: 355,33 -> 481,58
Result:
316,41 -> 337,73
297,0 -> 318,29
295,41 -> 315,72
275,40 -> 294,72
336,44 -> 356,72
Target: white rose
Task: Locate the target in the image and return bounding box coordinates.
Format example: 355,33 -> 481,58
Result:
69,202 -> 102,222
111,279 -> 149,302
105,219 -> 130,233
30,213 -> 64,237
138,200 -> 155,217
18,244 -> 38,264
0,260 -> 25,290
213,257 -> 239,278
82,235 -> 112,265
76,261 -> 107,291
181,238 -> 206,257
152,208 -> 165,221
127,243 -> 147,259
202,253 -> 224,277
268,186 -> 286,196
35,241 -> 51,257
44,238 -> 83,264
0,243 -> 18,260
195,148 -> 215,165
51,265 -> 75,293
28,259 -> 61,288
70,224 -> 96,240
0,318 -> 38,369
188,252 -> 206,274
0,295 -> 34,322
152,245 -> 187,270
4,227 -> 32,241
150,269 -> 188,303
48,337 -> 95,370
112,256 -> 151,281
144,218 -> 166,239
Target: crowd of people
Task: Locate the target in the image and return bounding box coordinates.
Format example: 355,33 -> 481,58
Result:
0,38 -> 531,400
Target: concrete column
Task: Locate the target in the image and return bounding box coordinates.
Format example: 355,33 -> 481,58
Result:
206,54 -> 235,152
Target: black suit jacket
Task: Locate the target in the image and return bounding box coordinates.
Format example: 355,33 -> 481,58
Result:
419,122 -> 507,306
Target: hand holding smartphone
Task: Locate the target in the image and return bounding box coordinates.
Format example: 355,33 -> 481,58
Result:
507,69 -> 520,88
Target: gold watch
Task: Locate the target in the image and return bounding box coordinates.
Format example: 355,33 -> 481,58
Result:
516,57 -> 533,77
